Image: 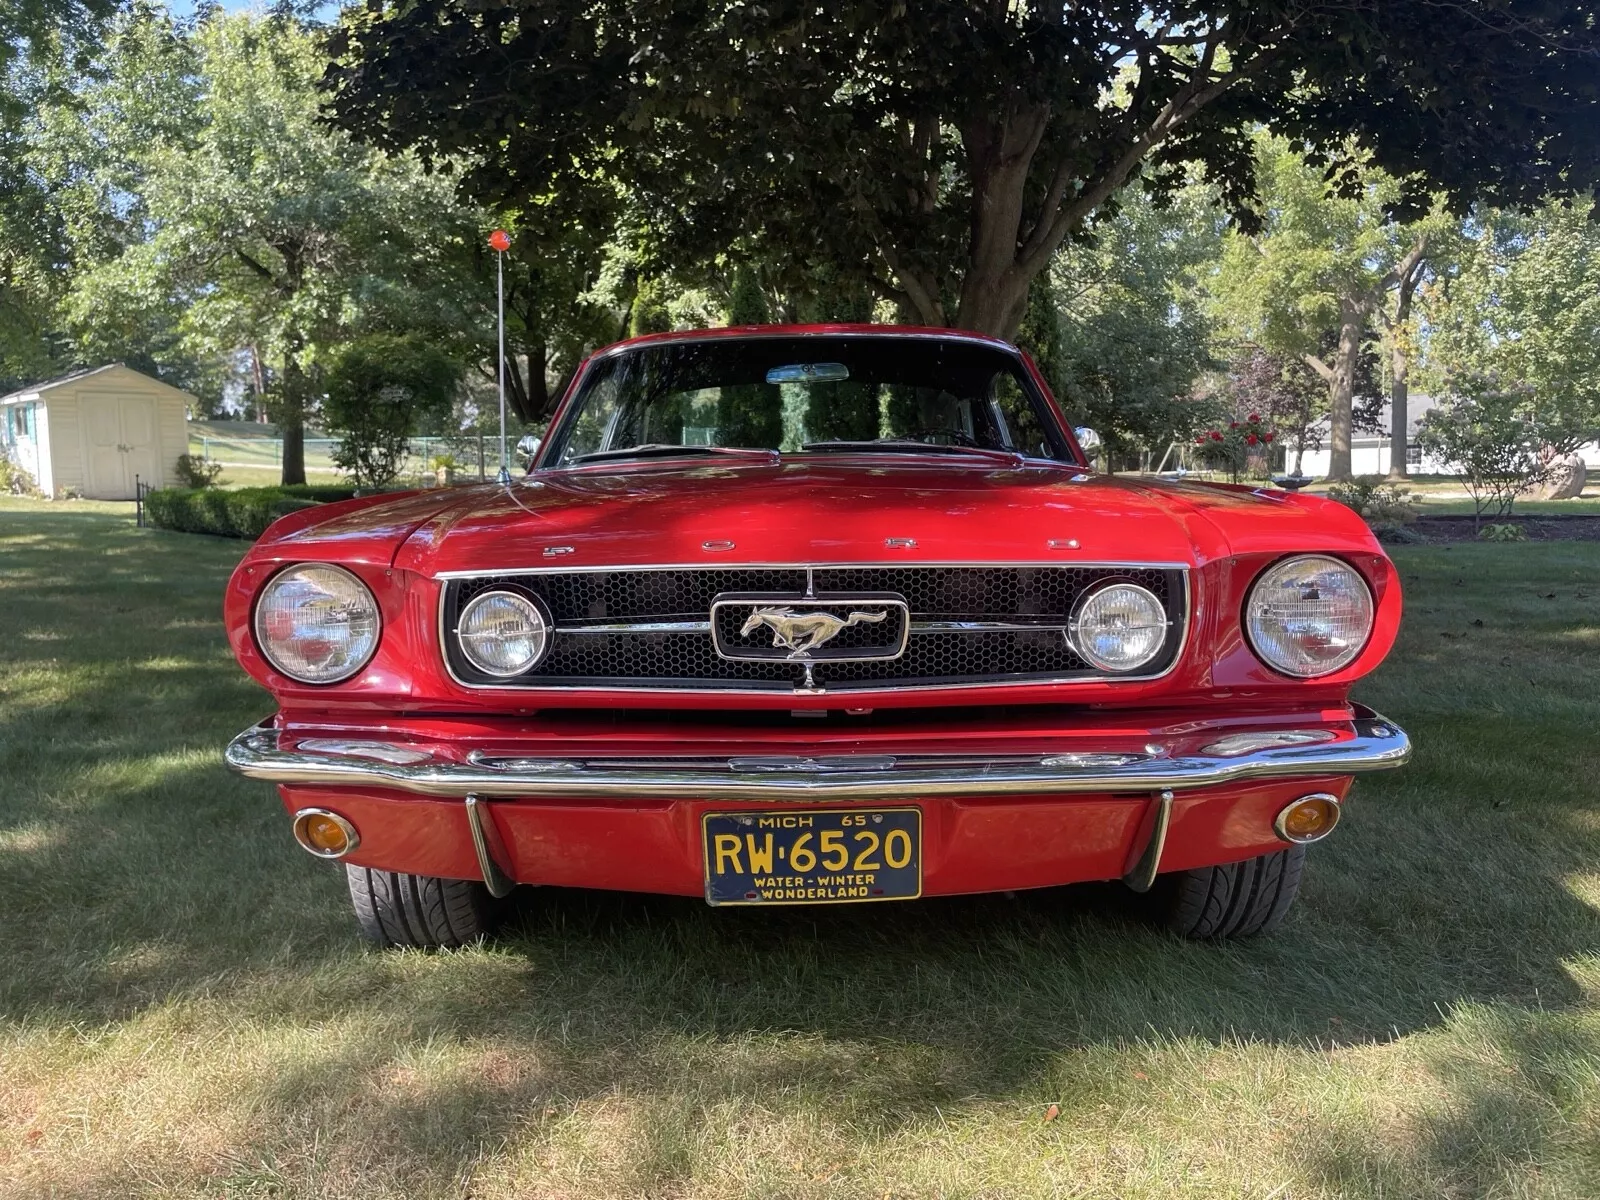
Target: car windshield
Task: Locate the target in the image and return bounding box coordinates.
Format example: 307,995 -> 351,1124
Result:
545,335 -> 1072,466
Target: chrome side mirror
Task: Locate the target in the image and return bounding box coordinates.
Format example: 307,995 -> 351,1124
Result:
515,434 -> 542,469
1074,427 -> 1102,452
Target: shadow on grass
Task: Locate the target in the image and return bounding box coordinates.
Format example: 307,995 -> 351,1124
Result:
4,504 -> 1600,1195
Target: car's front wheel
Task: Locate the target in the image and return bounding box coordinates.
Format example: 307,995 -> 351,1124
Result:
345,866 -> 502,948
1162,845 -> 1306,939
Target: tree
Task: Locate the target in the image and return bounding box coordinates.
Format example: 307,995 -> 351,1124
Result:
1415,375 -> 1551,530
1030,181 -> 1221,459
1216,344 -> 1325,476
1209,135 -> 1447,479
60,8 -> 481,483
328,1 -> 1600,344
0,0 -> 126,387
324,333 -> 461,487
1423,201 -> 1600,461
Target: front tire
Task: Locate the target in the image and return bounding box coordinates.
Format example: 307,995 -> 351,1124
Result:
345,866 -> 501,948
1162,845 -> 1306,939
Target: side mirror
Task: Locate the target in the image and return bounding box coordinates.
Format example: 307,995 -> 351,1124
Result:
515,434 -> 542,469
1073,427 -> 1102,452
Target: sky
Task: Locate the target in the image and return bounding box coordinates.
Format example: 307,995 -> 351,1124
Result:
167,2 -> 343,18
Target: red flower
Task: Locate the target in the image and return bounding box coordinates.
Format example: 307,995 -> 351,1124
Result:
1229,421 -> 1239,429
1211,431 -> 1224,442
1248,412 -> 1261,423
1246,433 -> 1259,446
1263,431 -> 1275,443
1196,435 -> 1208,445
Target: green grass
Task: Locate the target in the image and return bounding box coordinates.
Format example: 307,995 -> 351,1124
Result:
2,495 -> 1599,1198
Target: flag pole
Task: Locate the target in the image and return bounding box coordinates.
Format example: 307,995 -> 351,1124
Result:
490,229 -> 511,484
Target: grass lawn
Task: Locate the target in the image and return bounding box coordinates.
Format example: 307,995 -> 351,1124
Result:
2,496 -> 1598,1199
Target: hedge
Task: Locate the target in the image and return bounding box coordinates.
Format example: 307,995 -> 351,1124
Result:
144,484 -> 360,539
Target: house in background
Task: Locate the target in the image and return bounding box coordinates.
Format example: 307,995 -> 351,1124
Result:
0,364 -> 193,499
1299,391 -> 1600,478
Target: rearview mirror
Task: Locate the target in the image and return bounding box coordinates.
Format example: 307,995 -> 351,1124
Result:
1074,427 -> 1102,452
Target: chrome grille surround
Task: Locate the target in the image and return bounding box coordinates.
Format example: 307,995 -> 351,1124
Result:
437,562 -> 1190,694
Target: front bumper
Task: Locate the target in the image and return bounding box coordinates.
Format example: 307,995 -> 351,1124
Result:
226,707 -> 1408,899
225,706 -> 1408,799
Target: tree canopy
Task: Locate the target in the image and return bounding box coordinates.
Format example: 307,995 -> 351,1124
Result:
328,1 -> 1600,340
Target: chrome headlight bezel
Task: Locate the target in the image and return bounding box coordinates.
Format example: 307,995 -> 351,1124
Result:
1068,580 -> 1170,674
455,588 -> 552,678
1244,554 -> 1376,678
252,563 -> 382,686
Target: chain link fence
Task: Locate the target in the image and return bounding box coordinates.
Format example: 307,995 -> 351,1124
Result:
190,433 -> 505,485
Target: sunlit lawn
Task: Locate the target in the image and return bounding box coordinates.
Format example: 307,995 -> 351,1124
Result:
2,495 -> 1598,1198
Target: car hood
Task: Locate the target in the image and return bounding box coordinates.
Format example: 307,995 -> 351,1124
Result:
368,459 -> 1375,576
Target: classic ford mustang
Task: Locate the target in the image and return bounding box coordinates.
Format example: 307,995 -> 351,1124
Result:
224,325 -> 1409,947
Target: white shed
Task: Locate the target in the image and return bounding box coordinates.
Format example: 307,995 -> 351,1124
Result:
0,364 -> 193,499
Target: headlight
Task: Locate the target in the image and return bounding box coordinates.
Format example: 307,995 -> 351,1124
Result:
456,590 -> 551,677
253,564 -> 380,685
1070,581 -> 1168,673
1245,555 -> 1374,677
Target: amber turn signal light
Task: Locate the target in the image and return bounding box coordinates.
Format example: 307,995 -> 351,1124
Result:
1273,793 -> 1342,845
292,808 -> 360,858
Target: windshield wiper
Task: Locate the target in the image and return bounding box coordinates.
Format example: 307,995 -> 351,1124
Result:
571,444 -> 778,464
801,439 -> 1023,464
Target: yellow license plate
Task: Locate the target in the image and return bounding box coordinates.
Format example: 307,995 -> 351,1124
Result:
702,808 -> 922,906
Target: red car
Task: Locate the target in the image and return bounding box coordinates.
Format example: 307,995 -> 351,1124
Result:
225,326 -> 1408,947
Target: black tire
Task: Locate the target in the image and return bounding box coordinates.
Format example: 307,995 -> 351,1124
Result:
345,866 -> 502,948
1162,845 -> 1306,939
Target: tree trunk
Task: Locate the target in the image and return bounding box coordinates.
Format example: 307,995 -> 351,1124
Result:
278,355 -> 307,487
1326,305 -> 1364,482
1385,247 -> 1426,480
1386,345 -> 1411,480
280,407 -> 306,487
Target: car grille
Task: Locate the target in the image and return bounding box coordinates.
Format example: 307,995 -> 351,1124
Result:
440,565 -> 1187,692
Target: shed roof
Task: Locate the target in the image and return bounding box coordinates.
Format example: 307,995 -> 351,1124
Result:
0,363 -> 197,405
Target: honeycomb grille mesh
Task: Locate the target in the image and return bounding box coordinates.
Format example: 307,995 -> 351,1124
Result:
443,566 -> 1185,691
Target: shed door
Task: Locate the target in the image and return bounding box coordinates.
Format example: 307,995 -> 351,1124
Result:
81,394 -> 161,499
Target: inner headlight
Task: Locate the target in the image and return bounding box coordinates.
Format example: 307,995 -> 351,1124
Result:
253,564 -> 380,685
456,590 -> 551,677
1070,581 -> 1168,673
1245,555 -> 1374,677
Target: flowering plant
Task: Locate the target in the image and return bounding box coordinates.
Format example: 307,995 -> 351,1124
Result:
1194,413 -> 1275,483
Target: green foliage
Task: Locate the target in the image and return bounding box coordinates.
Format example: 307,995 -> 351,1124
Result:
1192,414 -> 1275,483
328,2 -> 1600,339
1326,478 -> 1419,527
172,453 -> 223,490
1415,375 -> 1551,526
1041,183 -> 1221,456
323,334 -> 461,488
1479,523 -> 1528,543
144,483 -> 358,539
1213,344 -> 1326,476
1422,201 -> 1600,456
0,443 -> 41,496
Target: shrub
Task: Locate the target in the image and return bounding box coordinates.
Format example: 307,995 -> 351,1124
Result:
1326,477 -> 1419,526
1,445 -> 41,496
1193,413 -> 1275,483
173,453 -> 224,489
144,485 -> 356,538
1415,374 -> 1549,529
323,334 -> 462,488
1479,523 -> 1528,542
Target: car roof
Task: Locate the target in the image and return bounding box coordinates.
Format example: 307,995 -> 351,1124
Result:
591,323 -> 1019,360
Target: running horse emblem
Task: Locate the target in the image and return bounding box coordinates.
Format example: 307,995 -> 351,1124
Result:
739,607 -> 888,659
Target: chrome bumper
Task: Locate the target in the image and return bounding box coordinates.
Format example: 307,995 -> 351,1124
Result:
225,707 -> 1409,800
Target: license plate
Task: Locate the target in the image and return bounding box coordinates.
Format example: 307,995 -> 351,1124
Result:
702,808 -> 922,906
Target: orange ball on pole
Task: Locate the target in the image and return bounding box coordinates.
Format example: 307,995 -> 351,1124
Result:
488,229 -> 511,252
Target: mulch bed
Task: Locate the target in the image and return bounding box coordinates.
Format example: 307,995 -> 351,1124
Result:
1410,514 -> 1600,542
